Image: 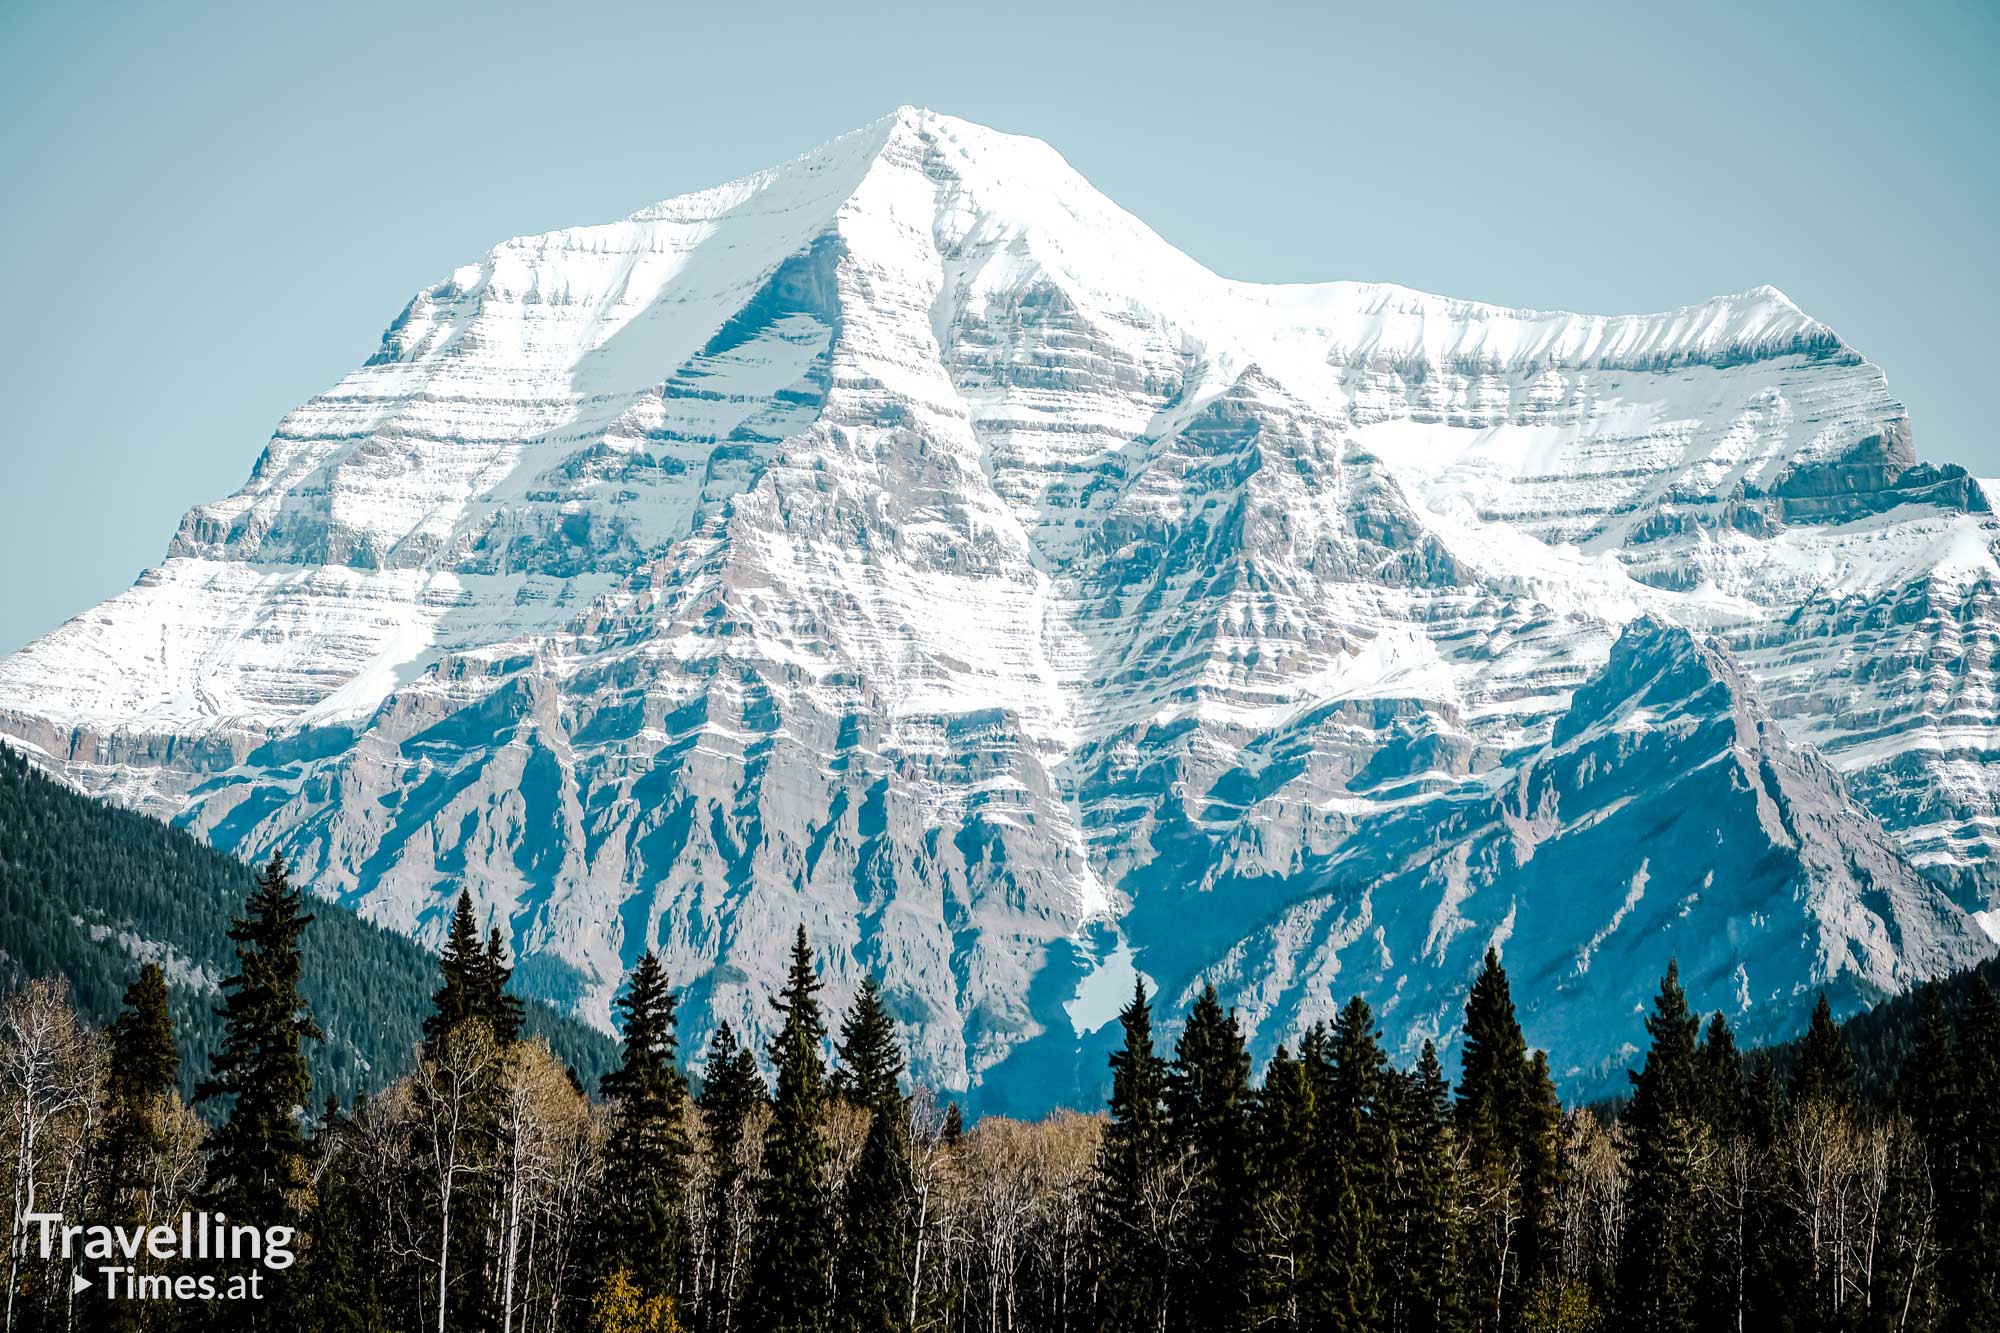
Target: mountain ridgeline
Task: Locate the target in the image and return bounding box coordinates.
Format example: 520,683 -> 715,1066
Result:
0,744 -> 614,1105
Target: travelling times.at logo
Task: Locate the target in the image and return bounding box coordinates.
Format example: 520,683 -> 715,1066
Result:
21,1210 -> 294,1302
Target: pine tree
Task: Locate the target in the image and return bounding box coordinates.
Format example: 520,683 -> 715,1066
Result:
698,1022 -> 765,1333
1092,976 -> 1170,1333
197,850 -> 322,1329
834,976 -> 914,1333
1313,996 -> 1391,1333
1387,1042 -> 1466,1333
745,927 -> 836,1333
597,951 -> 693,1308
1615,963 -> 1705,1333
1167,983 -> 1254,1333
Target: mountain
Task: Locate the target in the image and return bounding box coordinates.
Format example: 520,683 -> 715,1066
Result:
2,108 -> 1994,1105
0,745 -> 615,1106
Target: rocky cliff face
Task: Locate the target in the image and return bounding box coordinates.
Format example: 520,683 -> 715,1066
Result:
4,109 -> 1993,1103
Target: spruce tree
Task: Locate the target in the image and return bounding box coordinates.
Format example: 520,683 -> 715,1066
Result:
1888,992 -> 1952,1320
1696,1012 -> 1743,1130
1251,1045 -> 1314,1332
1788,993 -> 1854,1109
423,891 -> 485,1052
698,1021 -> 766,1333
1517,1050 -> 1563,1303
1696,1012 -> 1749,1329
1167,984 -> 1254,1333
102,962 -> 178,1193
834,976 -> 915,1333
746,927 -> 836,1333
1770,992 -> 1859,1329
197,851 -> 322,1331
596,950 -> 693,1307
1948,980 -> 2000,1329
199,850 -> 322,1220
1738,1052 -> 1790,1331
699,1019 -> 766,1150
833,975 -> 901,1110
478,925 -> 524,1047
1901,991 -> 1959,1162
1453,947 -> 1557,1331
95,964 -> 181,1331
1387,1042 -> 1466,1333
1900,987 -> 1962,1332
108,962 -> 178,1106
413,892 -> 513,1333
1092,975 -> 1170,1333
1615,963 -> 1705,1333
297,1096 -> 395,1333
1313,996 -> 1390,1333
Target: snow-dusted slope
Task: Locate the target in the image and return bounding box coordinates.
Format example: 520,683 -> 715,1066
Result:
4,108 -> 1994,1100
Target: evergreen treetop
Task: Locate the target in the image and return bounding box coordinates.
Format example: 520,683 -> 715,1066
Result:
1790,991 -> 1856,1108
745,925 -> 836,1333
596,949 -> 693,1305
834,974 -> 904,1115
479,925 -> 524,1047
699,1019 -> 766,1134
197,850 -> 323,1228
108,961 -> 177,1104
423,890 -> 485,1051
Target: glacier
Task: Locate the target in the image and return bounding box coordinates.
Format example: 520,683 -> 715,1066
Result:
4,107 -> 1996,1107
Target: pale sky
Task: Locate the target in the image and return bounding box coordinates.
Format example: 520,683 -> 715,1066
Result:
3,0 -> 1994,652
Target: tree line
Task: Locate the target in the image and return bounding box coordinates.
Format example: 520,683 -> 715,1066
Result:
0,850 -> 1996,1332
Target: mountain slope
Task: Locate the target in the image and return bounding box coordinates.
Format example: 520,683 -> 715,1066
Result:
2,108 -> 1994,1103
1169,617 -> 1985,1087
0,747 -> 614,1105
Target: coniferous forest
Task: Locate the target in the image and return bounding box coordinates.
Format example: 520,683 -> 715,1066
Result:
0,747 -> 615,1105
0,826 -> 1996,1333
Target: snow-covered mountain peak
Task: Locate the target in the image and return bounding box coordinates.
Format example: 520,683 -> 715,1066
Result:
3,110 -> 1994,1105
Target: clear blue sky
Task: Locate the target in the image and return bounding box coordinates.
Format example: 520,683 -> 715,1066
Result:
3,0 -> 1994,653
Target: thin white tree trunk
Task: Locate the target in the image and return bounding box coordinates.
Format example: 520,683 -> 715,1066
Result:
435,1181 -> 453,1333
6,1076 -> 41,1333
500,1146 -> 521,1333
